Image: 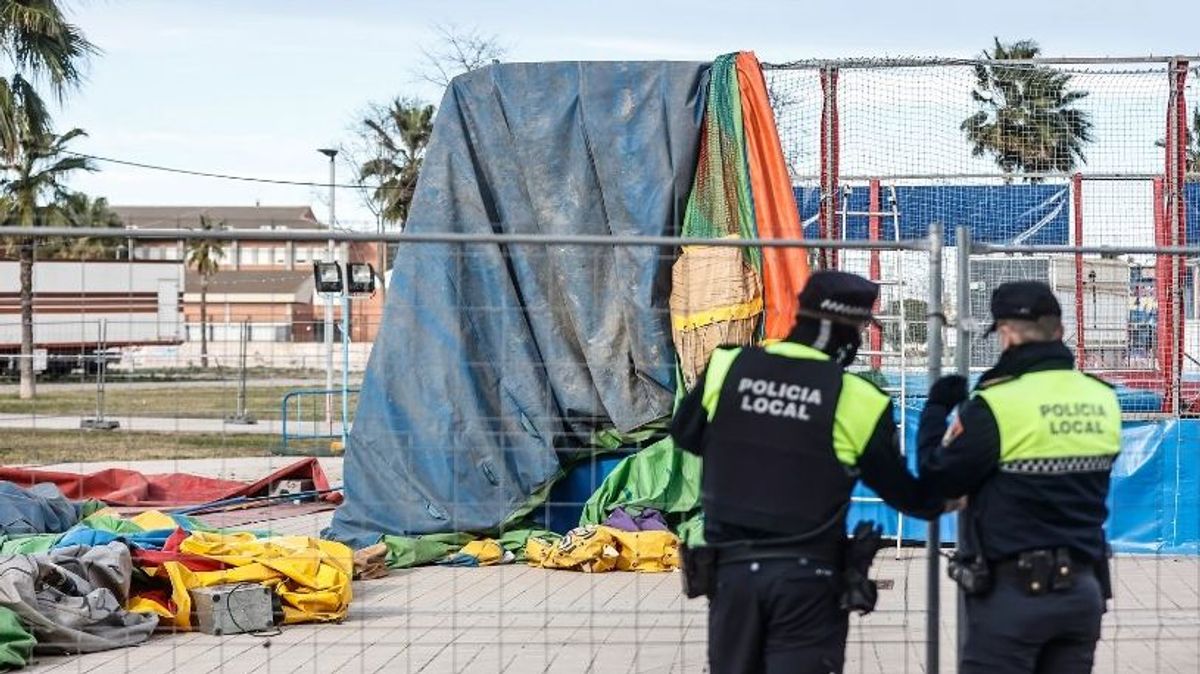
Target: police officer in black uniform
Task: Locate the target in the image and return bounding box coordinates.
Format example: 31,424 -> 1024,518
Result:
919,281 -> 1120,674
671,270 -> 946,674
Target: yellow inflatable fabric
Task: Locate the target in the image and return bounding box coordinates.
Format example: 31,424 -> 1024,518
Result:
525,525 -> 679,573
127,531 -> 352,629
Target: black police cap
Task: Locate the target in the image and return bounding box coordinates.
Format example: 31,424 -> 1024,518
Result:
986,281 -> 1062,334
797,270 -> 879,325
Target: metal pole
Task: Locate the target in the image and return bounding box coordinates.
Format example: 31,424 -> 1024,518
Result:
238,321 -> 247,417
225,320 -> 255,424
96,319 -> 105,422
954,225 -> 972,662
1072,174 -> 1087,368
83,319 -> 119,430
341,289 -> 351,449
318,149 -> 338,427
925,222 -> 945,674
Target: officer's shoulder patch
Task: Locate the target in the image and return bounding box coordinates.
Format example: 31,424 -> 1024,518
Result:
1082,372 -> 1116,389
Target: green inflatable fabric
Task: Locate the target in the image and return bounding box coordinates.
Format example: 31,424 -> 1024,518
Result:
578,437 -> 702,528
0,607 -> 34,670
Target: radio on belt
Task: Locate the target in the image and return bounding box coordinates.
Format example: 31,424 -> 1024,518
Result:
189,583 -> 275,635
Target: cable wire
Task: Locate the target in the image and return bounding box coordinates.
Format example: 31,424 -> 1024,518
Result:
65,151 -> 404,191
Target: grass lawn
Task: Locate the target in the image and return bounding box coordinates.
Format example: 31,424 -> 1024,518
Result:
0,429 -> 277,465
0,385 -> 359,422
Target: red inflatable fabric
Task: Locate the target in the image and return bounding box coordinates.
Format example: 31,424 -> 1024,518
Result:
0,458 -> 341,507
735,51 -> 811,339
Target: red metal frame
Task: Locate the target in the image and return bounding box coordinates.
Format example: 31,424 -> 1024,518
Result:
1172,61 -> 1189,413
1158,59 -> 1191,414
819,67 -> 840,269
868,179 -> 882,369
1153,176 -> 1173,411
1072,173 -> 1086,369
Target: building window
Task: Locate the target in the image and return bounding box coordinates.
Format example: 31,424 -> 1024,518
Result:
256,247 -> 271,265
273,247 -> 287,265
295,246 -> 310,263
240,246 -> 255,266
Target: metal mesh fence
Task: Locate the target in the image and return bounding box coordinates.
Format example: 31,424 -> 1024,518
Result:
1,53 -> 1200,673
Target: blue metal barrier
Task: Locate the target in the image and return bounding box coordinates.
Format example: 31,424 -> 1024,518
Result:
280,388 -> 360,455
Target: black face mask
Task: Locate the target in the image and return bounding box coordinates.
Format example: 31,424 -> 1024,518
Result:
833,328 -> 863,368
788,317 -> 863,368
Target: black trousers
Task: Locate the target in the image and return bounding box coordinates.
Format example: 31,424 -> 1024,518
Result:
708,557 -> 847,674
961,569 -> 1104,674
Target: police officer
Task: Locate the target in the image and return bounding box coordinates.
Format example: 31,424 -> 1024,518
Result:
671,270 -> 945,674
919,281 -> 1120,674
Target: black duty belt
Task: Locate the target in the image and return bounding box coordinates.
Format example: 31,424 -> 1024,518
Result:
717,545 -> 834,567
992,547 -> 1095,596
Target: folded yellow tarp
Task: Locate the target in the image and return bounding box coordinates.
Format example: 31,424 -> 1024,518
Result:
129,532 -> 352,629
525,525 -> 679,573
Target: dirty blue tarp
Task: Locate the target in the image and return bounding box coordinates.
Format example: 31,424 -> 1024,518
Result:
851,401 -> 1200,554
0,483 -> 80,537
795,184 -> 1069,245
326,62 -> 707,548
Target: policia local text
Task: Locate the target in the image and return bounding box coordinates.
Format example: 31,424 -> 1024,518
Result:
1040,402 -> 1109,435
737,377 -> 823,420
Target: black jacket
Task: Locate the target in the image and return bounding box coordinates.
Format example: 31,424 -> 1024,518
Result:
918,341 -> 1115,562
672,346 -> 942,547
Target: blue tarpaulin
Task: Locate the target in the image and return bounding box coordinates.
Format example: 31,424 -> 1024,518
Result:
795,184 -> 1070,245
851,405 -> 1200,554
325,62 -> 707,548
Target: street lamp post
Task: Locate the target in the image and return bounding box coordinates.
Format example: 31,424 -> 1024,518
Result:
312,261 -> 374,450
317,148 -> 338,429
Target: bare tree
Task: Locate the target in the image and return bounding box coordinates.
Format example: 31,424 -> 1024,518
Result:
415,23 -> 507,89
339,103 -> 388,228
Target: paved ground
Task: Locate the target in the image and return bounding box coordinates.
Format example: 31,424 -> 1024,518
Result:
19,458 -> 1200,673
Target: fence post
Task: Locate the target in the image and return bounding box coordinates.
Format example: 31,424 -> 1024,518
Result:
925,222 -> 945,674
1167,57 -> 1189,416
1072,173 -> 1086,368
954,225 -> 973,662
868,179 -> 883,370
819,65 -> 840,270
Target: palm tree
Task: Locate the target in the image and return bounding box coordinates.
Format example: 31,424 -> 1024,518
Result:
185,215 -> 225,368
0,1 -> 95,399
0,127 -> 95,399
41,192 -> 123,259
358,98 -> 434,225
0,1 -> 97,161
962,38 -> 1093,181
1158,107 -> 1200,175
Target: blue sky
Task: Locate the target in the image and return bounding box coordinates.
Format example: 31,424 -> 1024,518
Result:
59,0 -> 1200,227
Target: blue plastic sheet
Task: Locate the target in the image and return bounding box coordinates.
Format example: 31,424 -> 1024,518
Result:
850,403 -> 1200,553
53,527 -> 176,550
795,184 -> 1069,245
326,62 -> 707,548
0,483 -> 80,537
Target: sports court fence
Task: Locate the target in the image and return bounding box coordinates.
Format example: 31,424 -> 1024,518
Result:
2,225 -> 1199,672
1,52 -> 1199,672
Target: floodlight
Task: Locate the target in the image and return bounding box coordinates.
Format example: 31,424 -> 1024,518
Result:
347,263 -> 376,295
313,261 -> 343,294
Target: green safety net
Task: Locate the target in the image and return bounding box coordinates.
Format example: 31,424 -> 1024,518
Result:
681,52 -> 759,272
